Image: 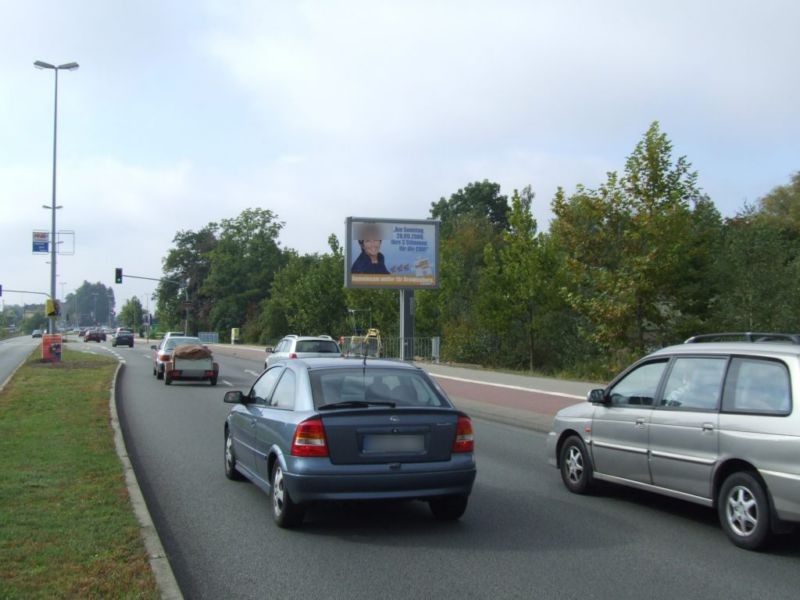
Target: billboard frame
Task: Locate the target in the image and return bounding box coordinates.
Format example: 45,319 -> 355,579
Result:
344,217 -> 440,290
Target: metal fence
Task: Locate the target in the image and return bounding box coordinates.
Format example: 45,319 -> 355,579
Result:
379,336 -> 440,362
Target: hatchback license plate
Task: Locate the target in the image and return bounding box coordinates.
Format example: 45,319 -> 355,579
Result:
362,434 -> 425,453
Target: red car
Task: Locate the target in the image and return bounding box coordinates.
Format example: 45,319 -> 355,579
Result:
84,328 -> 106,342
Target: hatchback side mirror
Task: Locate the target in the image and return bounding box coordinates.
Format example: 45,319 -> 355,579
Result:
265,346 -> 274,354
224,390 -> 246,404
588,388 -> 608,404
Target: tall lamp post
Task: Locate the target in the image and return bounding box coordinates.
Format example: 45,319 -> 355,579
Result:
34,60 -> 79,334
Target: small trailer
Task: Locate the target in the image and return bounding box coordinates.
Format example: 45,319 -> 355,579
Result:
164,343 -> 219,386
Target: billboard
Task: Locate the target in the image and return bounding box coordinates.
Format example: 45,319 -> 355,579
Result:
345,217 -> 440,289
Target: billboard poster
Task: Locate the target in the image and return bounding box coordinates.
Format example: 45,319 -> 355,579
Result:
345,217 -> 440,289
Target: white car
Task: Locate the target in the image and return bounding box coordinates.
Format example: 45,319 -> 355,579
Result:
265,335 -> 341,369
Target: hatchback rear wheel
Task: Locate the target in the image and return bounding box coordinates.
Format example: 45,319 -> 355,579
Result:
271,465 -> 304,528
718,471 -> 771,550
224,429 -> 245,481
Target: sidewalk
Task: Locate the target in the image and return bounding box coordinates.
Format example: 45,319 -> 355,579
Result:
210,343 -> 600,433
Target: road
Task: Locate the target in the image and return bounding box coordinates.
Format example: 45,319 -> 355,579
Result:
90,341 -> 800,599
0,335 -> 40,390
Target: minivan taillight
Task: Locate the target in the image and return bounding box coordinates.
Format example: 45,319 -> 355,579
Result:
291,418 -> 329,457
452,416 -> 474,453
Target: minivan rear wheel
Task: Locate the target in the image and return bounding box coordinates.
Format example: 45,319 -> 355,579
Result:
718,471 -> 771,550
560,435 -> 594,494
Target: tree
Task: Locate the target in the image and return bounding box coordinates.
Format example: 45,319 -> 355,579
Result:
420,181 -> 511,362
203,208 -> 287,339
70,282 -> 114,327
157,225 -> 218,333
713,205 -> 800,331
551,122 -> 714,366
118,297 -> 144,331
478,187 -> 577,372
757,171 -> 800,235
430,180 -> 510,237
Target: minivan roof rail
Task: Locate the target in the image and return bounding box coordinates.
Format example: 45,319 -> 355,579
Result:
684,332 -> 800,345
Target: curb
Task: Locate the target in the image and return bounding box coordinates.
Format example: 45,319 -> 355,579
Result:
109,362 -> 183,600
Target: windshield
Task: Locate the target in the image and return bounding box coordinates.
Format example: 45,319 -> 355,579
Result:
309,368 -> 448,409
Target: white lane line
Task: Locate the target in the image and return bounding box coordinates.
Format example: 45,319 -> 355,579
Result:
221,379 -> 233,387
428,372 -> 584,400
244,369 -> 261,378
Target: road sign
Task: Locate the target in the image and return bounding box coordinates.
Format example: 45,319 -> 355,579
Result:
32,231 -> 49,254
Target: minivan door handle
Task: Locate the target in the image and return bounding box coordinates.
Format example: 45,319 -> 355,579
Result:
701,422 -> 714,432
635,418 -> 646,426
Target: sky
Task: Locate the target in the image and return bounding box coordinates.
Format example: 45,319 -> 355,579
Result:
2,0 -> 798,314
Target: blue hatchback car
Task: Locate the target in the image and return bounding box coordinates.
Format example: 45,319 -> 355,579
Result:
223,357 -> 477,527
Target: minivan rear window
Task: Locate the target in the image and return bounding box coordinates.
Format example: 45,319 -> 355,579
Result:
723,357 -> 791,415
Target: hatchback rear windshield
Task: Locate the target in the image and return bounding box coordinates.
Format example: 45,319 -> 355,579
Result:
309,368 -> 448,408
296,340 -> 340,353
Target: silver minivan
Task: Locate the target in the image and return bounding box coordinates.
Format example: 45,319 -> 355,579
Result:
547,333 -> 800,550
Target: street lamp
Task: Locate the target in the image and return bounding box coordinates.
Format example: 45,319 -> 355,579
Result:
34,60 -> 79,334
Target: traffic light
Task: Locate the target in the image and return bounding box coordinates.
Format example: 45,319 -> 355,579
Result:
115,268 -> 123,284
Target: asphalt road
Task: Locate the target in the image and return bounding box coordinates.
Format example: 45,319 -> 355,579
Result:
0,335 -> 41,389
92,341 -> 800,599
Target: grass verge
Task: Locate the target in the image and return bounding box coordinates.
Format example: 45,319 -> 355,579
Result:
0,347 -> 159,599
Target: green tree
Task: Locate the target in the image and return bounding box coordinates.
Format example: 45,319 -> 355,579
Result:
479,187 -> 573,371
758,171 -> 800,234
203,208 -> 287,340
713,206 -> 800,331
551,122 -> 712,367
157,225 -> 218,334
118,297 -> 144,331
430,179 -> 510,237
71,282 -> 114,327
420,181 -> 510,362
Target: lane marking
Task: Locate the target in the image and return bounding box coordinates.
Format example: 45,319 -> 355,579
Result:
244,369 -> 261,378
428,372 -> 584,400
221,379 -> 233,387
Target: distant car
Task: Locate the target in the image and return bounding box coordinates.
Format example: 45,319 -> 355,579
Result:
151,336 -> 204,380
162,331 -> 186,341
31,329 -> 43,338
547,332 -> 800,550
223,357 -> 476,528
84,328 -> 106,342
265,334 -> 341,369
111,327 -> 134,348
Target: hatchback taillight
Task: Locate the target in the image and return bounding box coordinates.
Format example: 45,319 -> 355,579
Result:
291,418 -> 329,457
289,352 -> 298,359
452,416 -> 474,453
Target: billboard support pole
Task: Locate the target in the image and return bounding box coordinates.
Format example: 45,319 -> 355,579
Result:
399,289 -> 414,361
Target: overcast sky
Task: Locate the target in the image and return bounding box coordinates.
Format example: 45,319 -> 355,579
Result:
2,0 -> 798,313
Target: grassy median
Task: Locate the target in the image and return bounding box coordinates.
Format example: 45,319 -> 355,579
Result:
0,347 -> 159,599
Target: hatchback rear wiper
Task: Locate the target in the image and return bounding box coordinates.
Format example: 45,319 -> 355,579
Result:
318,400 -> 396,410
